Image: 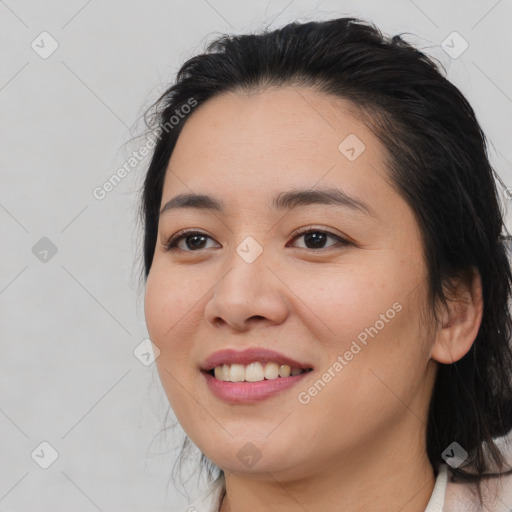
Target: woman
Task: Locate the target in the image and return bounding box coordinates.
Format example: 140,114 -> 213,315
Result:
140,17 -> 512,511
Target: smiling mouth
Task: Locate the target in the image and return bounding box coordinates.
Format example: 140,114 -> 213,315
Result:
205,362 -> 314,382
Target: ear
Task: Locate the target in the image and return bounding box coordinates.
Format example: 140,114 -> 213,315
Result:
431,266 -> 484,364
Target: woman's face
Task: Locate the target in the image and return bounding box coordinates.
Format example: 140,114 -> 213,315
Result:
144,87 -> 438,479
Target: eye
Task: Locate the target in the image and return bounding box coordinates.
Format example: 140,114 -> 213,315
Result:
287,227 -> 351,251
163,227 -> 351,253
163,230 -> 219,252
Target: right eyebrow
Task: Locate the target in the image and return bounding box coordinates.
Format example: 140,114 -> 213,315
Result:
160,193 -> 223,216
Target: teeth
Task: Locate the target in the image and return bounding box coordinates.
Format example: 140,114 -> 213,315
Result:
230,364 -> 245,382
279,364 -> 291,378
211,362 -> 308,382
245,362 -> 264,382
264,362 -> 279,380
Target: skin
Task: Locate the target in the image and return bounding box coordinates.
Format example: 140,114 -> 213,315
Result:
144,86 -> 483,511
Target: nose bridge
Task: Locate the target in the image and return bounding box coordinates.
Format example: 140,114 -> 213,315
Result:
220,234 -> 270,298
204,235 -> 289,328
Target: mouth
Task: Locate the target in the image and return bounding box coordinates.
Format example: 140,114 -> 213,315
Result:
200,348 -> 314,403
204,362 -> 313,382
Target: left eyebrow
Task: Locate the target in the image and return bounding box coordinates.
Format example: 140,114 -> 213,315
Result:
270,188 -> 376,217
159,187 -> 376,217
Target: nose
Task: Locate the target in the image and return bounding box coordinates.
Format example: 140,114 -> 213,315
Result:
204,248 -> 289,331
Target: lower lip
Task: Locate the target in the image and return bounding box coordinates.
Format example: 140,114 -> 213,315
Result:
202,371 -> 311,404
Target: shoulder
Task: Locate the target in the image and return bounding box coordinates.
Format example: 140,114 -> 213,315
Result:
444,470 -> 512,511
443,441 -> 512,511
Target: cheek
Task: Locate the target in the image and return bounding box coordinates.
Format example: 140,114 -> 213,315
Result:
144,265 -> 200,398
292,262 -> 397,342
292,258 -> 429,389
144,266 -> 201,414
144,262 -> 199,344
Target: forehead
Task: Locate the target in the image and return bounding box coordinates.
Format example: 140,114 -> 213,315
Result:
162,86 -> 392,210
172,86 -> 374,159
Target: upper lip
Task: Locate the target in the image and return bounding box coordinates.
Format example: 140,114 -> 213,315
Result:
200,348 -> 314,371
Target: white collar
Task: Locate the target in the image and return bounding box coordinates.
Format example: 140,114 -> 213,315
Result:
425,463 -> 448,511
184,464 -> 449,512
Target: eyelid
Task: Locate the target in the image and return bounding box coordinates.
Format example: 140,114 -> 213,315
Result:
287,226 -> 352,250
163,228 -> 219,251
163,226 -> 353,252
288,225 -> 350,242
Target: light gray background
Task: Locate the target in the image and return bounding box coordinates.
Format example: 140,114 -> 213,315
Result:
1,0 -> 511,511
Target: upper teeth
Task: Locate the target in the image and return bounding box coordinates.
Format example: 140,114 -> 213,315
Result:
213,362 -> 306,382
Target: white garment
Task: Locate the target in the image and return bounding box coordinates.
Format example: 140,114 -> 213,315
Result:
183,464 -> 449,512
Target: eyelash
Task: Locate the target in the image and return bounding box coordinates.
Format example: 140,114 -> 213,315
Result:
163,227 -> 352,253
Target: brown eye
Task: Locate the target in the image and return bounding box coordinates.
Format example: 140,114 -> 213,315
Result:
163,227 -> 351,253
164,231 -> 219,251
288,229 -> 351,250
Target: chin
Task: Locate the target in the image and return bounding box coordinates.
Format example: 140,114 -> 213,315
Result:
207,441 -> 302,476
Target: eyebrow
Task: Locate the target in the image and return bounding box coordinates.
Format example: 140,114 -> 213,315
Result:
159,188 -> 376,217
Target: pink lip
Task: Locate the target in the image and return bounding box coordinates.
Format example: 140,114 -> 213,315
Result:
202,371 -> 311,404
200,348 -> 313,371
200,348 -> 314,404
